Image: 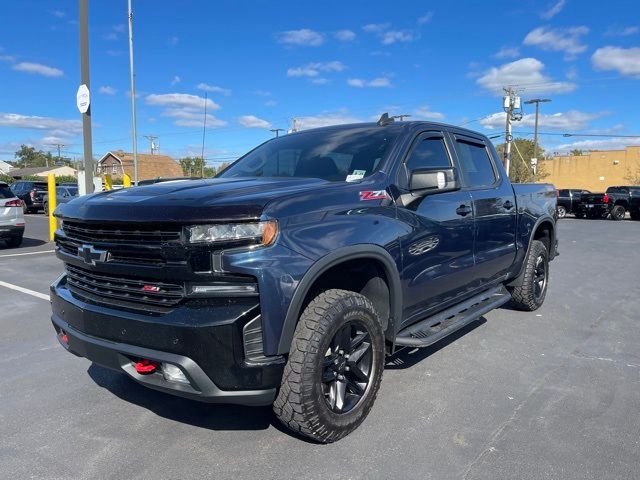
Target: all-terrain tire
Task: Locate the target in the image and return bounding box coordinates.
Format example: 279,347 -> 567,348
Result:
556,205 -> 566,218
273,289 -> 385,443
610,205 -> 625,221
508,240 -> 549,311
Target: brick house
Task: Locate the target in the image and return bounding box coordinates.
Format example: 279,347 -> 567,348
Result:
97,151 -> 184,181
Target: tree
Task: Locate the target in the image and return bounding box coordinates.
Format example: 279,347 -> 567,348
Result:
14,145 -> 55,168
178,156 -> 205,177
570,149 -> 584,156
495,138 -> 550,183
624,164 -> 640,185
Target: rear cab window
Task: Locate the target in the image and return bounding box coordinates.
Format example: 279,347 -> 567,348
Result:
453,137 -> 497,187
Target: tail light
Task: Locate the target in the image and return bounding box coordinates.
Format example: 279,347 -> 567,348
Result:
602,194 -> 610,204
4,199 -> 21,207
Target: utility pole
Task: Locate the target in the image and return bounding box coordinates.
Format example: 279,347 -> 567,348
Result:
79,0 -> 94,194
524,98 -> 551,182
502,87 -> 523,177
127,0 -> 139,185
201,92 -> 207,177
270,128 -> 285,138
47,143 -> 65,167
392,114 -> 411,121
143,135 -> 159,155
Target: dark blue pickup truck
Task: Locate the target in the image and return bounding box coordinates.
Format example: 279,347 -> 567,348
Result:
50,118 -> 557,442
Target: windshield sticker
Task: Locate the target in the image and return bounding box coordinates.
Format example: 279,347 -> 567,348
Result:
359,190 -> 388,201
346,170 -> 366,182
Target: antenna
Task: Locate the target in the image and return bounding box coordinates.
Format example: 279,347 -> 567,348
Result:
377,112 -> 394,126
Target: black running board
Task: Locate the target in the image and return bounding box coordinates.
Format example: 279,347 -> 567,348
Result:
394,285 -> 511,348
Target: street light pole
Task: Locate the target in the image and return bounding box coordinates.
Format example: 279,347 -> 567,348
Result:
127,0 -> 139,185
524,98 -> 551,182
79,0 -> 94,194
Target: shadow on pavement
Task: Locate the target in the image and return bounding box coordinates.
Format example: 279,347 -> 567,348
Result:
0,237 -> 48,250
385,317 -> 487,370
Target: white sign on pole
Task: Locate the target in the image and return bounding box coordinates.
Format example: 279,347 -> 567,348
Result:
76,84 -> 90,113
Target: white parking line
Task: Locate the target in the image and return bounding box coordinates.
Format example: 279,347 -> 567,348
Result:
0,280 -> 50,301
0,249 -> 55,258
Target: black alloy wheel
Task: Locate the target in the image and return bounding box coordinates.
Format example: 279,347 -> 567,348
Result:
533,254 -> 548,302
322,320 -> 373,414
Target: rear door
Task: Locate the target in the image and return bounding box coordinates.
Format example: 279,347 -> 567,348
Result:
451,133 -> 517,284
396,131 -> 476,324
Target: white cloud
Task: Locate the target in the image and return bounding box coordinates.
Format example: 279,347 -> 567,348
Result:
523,26 -> 589,59
414,106 -> 444,120
50,10 -> 66,18
276,29 -> 324,47
252,90 -> 272,97
605,25 -> 639,37
12,62 -> 63,77
103,25 -> 124,41
0,55 -> 15,62
112,24 -> 126,33
476,58 -> 576,94
238,115 -> 271,129
106,49 -> 123,57
145,93 -> 220,110
494,46 -> 520,59
418,12 -> 434,25
265,100 -> 277,107
287,61 -> 346,78
295,111 -> 362,130
310,78 -> 329,85
553,137 -> 640,153
362,23 -> 389,33
380,30 -> 415,45
0,113 -> 82,136
161,109 -> 226,128
99,85 -> 117,95
347,77 -> 392,88
167,36 -> 179,46
479,110 -> 605,130
592,46 -> 640,77
197,83 -> 232,96
170,75 -> 181,85
334,29 -> 356,42
540,0 -> 565,20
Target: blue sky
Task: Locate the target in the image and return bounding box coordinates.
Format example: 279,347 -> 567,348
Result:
1,0 -> 639,167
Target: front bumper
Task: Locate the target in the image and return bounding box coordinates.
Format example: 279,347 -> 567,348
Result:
50,275 -> 283,406
0,224 -> 24,239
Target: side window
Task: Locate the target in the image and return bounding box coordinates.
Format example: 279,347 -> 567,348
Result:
405,136 -> 451,172
455,140 -> 497,187
559,189 -> 569,197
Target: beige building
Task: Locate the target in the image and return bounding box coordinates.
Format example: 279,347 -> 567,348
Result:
97,151 -> 184,181
539,146 -> 640,191
9,165 -> 77,179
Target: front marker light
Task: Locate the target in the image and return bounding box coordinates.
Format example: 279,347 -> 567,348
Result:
187,220 -> 278,245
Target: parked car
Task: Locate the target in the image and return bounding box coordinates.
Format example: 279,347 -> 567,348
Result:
50,118 -> 558,443
556,188 -> 590,218
10,180 -> 48,213
577,186 -> 640,220
0,182 -> 25,248
43,185 -> 79,215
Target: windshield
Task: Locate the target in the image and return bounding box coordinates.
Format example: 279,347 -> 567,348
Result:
218,126 -> 401,182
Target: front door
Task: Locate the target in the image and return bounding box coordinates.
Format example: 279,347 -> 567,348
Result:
396,132 -> 477,326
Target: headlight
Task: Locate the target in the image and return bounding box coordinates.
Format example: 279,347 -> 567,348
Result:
187,220 -> 278,245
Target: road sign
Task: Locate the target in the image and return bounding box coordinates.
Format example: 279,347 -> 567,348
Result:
76,84 -> 90,113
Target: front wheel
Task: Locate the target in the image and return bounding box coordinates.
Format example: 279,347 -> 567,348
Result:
556,205 -> 567,218
610,205 -> 625,221
508,240 -> 549,311
273,289 -> 385,443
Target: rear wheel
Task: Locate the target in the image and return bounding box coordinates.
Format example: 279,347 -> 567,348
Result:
6,236 -> 23,248
508,240 -> 549,311
273,289 -> 385,443
43,202 -> 49,216
556,205 -> 566,218
610,205 -> 625,221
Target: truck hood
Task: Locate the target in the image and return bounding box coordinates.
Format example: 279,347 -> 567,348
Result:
57,177 -> 329,223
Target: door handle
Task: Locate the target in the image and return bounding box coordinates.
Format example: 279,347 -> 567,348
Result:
456,204 -> 472,216
503,200 -> 514,210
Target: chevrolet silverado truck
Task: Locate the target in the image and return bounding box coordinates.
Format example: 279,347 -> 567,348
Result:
50,118 -> 558,443
577,186 -> 640,221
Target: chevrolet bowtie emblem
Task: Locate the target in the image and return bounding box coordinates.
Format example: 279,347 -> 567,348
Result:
78,244 -> 109,266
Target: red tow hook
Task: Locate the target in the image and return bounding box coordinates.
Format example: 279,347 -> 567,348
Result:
134,359 -> 159,375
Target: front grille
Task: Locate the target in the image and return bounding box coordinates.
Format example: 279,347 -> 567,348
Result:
62,221 -> 182,245
65,264 -> 184,313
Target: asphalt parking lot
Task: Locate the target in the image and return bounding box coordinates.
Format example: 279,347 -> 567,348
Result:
1,215 -> 639,480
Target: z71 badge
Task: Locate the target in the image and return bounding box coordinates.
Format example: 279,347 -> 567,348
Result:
359,190 -> 388,201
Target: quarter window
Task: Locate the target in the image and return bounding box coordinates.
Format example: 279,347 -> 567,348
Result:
455,140 -> 497,187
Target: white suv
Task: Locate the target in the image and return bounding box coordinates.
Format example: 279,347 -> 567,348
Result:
0,182 -> 25,248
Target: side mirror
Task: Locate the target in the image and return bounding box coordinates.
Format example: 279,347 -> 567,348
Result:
409,167 -> 459,194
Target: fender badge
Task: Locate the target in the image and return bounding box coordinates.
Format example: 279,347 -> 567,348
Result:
359,190 -> 388,201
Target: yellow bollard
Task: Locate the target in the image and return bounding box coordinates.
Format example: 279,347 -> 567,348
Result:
104,174 -> 113,191
48,174 -> 57,242
123,173 -> 132,188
